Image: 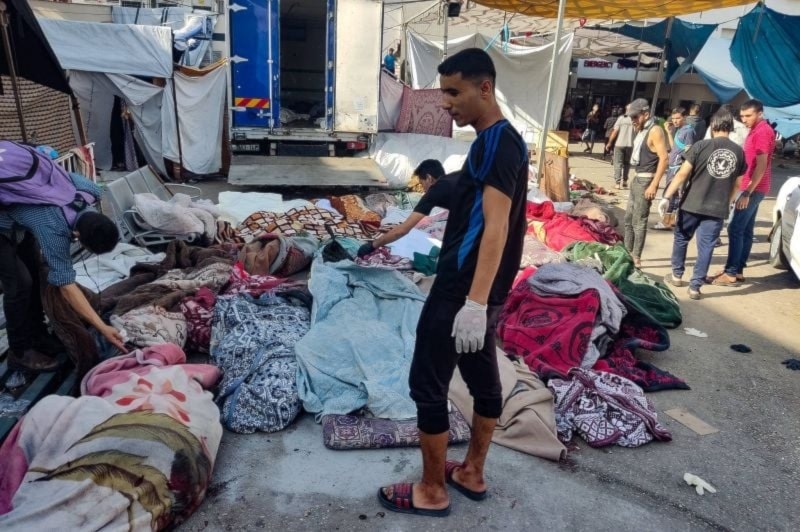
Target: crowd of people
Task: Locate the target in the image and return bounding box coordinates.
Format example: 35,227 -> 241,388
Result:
604,97 -> 776,299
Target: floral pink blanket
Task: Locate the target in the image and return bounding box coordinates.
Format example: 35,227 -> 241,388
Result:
0,344 -> 222,531
395,87 -> 453,137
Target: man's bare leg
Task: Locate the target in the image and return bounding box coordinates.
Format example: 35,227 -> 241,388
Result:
452,413 -> 496,492
382,430 -> 450,509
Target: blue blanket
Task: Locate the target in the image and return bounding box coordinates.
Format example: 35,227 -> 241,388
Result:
295,257 -> 426,420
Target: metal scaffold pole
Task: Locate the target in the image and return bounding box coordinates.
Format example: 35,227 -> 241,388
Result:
536,0 -> 567,180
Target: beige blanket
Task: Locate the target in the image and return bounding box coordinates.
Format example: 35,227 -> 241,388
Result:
449,349 -> 566,461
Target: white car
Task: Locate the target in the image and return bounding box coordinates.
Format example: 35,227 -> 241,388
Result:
769,176 -> 800,279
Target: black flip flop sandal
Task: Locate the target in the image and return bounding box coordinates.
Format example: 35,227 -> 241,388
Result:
445,460 -> 488,501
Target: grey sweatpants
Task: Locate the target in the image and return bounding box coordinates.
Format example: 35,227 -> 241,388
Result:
624,173 -> 654,259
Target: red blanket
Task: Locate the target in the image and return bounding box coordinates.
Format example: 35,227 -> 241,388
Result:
498,282 -> 600,379
499,281 -> 689,391
525,201 -> 621,251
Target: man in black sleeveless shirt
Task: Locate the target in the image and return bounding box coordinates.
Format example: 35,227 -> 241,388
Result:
379,49 -> 528,517
623,98 -> 669,267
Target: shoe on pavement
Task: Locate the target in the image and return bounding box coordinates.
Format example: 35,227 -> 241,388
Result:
664,273 -> 686,287
687,287 -> 701,300
652,221 -> 671,230
7,348 -> 60,373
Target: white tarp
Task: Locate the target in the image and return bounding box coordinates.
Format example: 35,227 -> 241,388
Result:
69,71 -> 173,174
37,19 -> 173,78
406,31 -> 573,142
111,6 -> 217,68
40,18 -> 227,174
368,132 -> 472,188
172,67 -> 227,174
379,71 -> 406,131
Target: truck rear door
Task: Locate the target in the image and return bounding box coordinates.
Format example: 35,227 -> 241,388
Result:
229,0 -> 280,129
333,0 -> 381,134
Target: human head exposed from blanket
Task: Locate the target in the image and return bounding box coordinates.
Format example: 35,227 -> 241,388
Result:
438,48 -> 497,129
413,159 -> 446,192
73,211 -> 120,255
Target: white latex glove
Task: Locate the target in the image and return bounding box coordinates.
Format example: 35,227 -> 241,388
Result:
451,299 -> 488,354
658,198 -> 670,217
683,473 -> 717,495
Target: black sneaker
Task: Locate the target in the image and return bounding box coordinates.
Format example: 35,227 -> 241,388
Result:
664,273 -> 686,287
687,287 -> 701,300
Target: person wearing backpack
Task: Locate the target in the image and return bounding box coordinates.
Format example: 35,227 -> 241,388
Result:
0,140 -> 126,372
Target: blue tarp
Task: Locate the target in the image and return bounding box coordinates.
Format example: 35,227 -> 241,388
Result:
694,67 -> 743,103
602,19 -> 718,83
731,5 -> 800,108
774,119 -> 800,141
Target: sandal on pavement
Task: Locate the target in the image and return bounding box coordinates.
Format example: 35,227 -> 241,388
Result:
711,274 -> 742,286
377,483 -> 450,517
445,460 -> 488,501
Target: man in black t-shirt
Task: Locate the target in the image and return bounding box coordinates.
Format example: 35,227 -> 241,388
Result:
357,159 -> 448,257
662,107 -> 746,300
379,48 -> 528,517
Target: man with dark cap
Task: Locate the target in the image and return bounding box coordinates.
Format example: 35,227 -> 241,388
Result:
622,99 -> 669,268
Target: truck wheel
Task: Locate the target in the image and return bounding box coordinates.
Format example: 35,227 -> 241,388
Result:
769,220 -> 789,269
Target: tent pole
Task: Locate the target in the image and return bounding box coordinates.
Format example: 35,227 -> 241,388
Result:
0,1 -> 28,143
70,95 -> 88,146
536,0 -> 566,181
630,52 -> 642,101
650,16 -> 673,117
442,2 -> 449,60
170,77 -> 185,182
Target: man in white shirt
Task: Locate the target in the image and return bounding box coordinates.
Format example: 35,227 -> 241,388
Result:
606,104 -> 635,189
705,104 -> 749,146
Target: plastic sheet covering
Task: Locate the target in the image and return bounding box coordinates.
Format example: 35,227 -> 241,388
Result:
38,19 -> 173,78
379,71 -> 405,131
368,132 -> 471,188
406,31 -> 573,139
111,6 -> 217,68
69,71 -> 171,173
601,19 -> 718,83
171,63 -> 228,174
731,5 -> 800,108
690,36 -> 800,120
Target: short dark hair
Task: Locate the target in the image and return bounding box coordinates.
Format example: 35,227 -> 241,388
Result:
414,159 -> 445,180
741,99 -> 764,113
76,211 -> 119,254
671,107 -> 687,116
437,48 -> 496,86
710,107 -> 735,133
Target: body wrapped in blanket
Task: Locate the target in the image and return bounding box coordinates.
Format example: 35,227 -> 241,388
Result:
0,344 -> 222,530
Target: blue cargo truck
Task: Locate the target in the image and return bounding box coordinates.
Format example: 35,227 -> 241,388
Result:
225,0 -> 383,156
